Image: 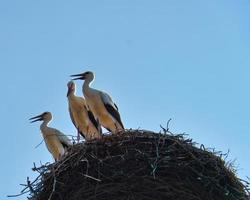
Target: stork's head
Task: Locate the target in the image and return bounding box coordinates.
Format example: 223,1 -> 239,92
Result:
29,112 -> 52,123
70,71 -> 94,81
67,81 -> 76,97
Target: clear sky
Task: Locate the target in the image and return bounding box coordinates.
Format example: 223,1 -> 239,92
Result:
0,1 -> 249,199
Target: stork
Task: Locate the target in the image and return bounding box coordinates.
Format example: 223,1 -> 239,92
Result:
71,71 -> 124,134
67,81 -> 102,141
29,112 -> 72,161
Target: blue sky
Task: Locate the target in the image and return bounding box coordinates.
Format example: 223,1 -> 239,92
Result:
0,1 -> 249,199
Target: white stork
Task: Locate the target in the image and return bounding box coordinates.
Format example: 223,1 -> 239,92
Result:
67,81 -> 102,141
71,71 -> 124,134
29,112 -> 72,161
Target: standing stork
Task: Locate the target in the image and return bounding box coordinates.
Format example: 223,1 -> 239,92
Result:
71,71 -> 124,134
67,81 -> 102,141
29,112 -> 72,161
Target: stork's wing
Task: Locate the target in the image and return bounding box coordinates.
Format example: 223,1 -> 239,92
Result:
55,130 -> 73,148
114,103 -> 118,111
69,106 -> 85,138
87,108 -> 101,133
44,140 -> 52,154
100,92 -> 124,129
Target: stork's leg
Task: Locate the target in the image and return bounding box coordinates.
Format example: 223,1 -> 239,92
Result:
58,153 -> 62,160
114,123 -> 123,134
55,154 -> 61,162
115,123 -> 118,130
86,125 -> 90,140
77,130 -> 80,143
114,123 -> 119,134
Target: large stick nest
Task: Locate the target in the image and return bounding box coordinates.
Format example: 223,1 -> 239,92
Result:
27,130 -> 249,200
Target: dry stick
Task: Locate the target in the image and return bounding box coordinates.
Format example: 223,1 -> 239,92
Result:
32,162 -> 51,172
35,140 -> 44,148
26,177 -> 35,195
83,174 -> 102,182
166,118 -> 172,132
7,191 -> 30,198
151,134 -> 161,179
160,118 -> 172,134
53,152 -> 79,174
7,175 -> 43,198
80,158 -> 89,175
48,166 -> 57,200
18,131 -> 250,199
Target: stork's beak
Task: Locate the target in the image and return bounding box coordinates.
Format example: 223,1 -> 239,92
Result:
29,114 -> 43,123
70,73 -> 86,80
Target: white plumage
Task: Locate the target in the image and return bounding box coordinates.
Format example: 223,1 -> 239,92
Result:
71,71 -> 124,134
67,81 -> 102,141
29,112 -> 72,161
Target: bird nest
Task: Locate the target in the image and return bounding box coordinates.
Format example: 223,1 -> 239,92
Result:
19,130 -> 250,200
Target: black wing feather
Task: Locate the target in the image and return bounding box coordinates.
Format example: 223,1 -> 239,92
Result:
114,103 -> 118,111
103,103 -> 124,129
87,109 -> 99,131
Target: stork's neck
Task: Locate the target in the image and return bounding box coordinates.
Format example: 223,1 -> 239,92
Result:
67,91 -> 76,99
40,119 -> 51,131
83,77 -> 93,93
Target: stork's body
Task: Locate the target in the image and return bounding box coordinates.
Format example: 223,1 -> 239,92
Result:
67,81 -> 102,141
71,71 -> 124,134
30,112 -> 72,161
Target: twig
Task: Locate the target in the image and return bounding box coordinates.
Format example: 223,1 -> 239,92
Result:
83,174 -> 102,182
7,190 -> 30,198
48,166 -> 57,200
166,118 -> 172,132
26,177 -> 35,195
35,139 -> 44,149
160,118 -> 172,134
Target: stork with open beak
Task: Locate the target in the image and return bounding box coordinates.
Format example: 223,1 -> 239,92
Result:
67,81 -> 102,141
29,112 -> 72,161
70,71 -> 124,134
